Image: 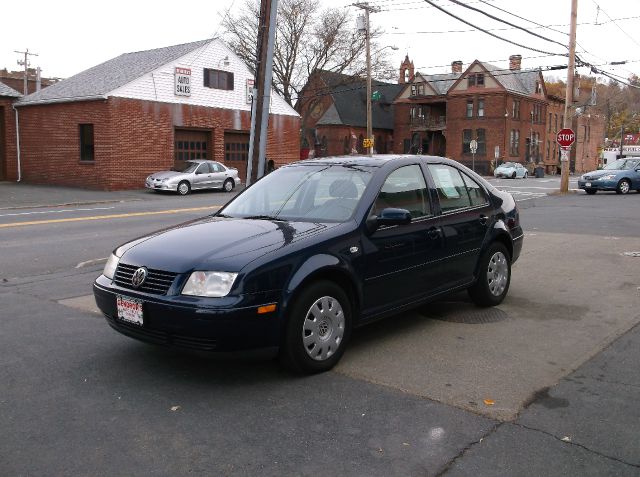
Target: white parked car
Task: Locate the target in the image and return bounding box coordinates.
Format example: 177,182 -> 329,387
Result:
145,160 -> 241,195
494,162 -> 528,179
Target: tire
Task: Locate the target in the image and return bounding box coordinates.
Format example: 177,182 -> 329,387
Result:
585,188 -> 597,195
511,172 -> 516,179
468,242 -> 511,307
177,181 -> 191,196
223,178 -> 235,192
523,172 -> 528,179
616,179 -> 631,195
279,280 -> 352,374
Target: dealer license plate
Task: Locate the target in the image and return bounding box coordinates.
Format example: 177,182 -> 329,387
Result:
585,182 -> 591,187
116,295 -> 143,326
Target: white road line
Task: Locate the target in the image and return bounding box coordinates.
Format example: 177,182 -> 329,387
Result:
0,206 -> 116,218
75,257 -> 108,269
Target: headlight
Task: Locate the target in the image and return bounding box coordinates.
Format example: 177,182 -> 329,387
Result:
598,174 -> 616,180
182,271 -> 238,297
103,253 -> 120,280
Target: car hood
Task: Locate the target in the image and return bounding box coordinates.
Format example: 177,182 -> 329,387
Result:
148,171 -> 185,180
119,217 -> 337,273
583,170 -> 618,179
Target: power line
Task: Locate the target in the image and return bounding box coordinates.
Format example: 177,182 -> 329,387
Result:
590,0 -> 640,49
419,0 -> 567,57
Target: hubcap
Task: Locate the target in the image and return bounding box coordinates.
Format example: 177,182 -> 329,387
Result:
620,181 -> 630,194
179,183 -> 188,194
225,181 -> 232,191
302,296 -> 345,361
487,251 -> 509,296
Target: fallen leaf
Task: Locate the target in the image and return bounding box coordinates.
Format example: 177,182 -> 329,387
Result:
483,399 -> 495,406
561,436 -> 571,442
170,406 -> 181,412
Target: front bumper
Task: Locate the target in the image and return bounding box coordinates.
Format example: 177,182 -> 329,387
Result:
145,180 -> 178,192
93,274 -> 282,354
577,179 -> 617,191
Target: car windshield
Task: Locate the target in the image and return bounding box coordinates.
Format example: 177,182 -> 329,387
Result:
603,159 -> 639,170
219,164 -> 373,222
172,161 -> 199,173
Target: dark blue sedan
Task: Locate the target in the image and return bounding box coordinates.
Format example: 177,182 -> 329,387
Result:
578,158 -> 640,194
94,155 -> 523,373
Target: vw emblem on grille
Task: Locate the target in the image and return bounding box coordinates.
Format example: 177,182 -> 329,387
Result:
131,267 -> 148,288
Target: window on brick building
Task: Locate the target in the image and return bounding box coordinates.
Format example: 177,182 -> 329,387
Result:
79,124 -> 95,162
476,129 -> 486,154
462,129 -> 473,153
554,114 -> 558,132
204,68 -> 234,90
547,140 -> 550,159
468,73 -> 484,87
466,100 -> 473,118
512,100 -> 520,119
477,99 -> 485,117
548,113 -> 552,132
510,129 -> 520,156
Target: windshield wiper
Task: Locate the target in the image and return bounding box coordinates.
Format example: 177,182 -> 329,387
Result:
243,214 -> 282,221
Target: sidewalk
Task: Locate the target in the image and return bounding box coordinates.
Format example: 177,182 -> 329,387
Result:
0,181 -> 151,210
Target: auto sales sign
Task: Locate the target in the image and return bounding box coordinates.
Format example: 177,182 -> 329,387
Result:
174,67 -> 191,97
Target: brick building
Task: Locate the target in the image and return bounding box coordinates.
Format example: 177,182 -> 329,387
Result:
0,82 -> 21,181
8,39 -> 299,189
296,70 -> 403,158
0,68 -> 61,96
395,55 -> 552,175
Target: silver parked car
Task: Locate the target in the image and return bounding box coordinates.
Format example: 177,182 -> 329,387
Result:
494,162 -> 528,179
145,160 -> 241,195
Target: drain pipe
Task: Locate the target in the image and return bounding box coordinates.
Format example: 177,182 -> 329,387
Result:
12,104 -> 21,182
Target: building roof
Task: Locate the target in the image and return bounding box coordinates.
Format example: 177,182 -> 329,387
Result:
422,72 -> 460,95
313,70 -> 404,130
18,39 -> 211,105
480,62 -> 541,95
0,81 -> 22,98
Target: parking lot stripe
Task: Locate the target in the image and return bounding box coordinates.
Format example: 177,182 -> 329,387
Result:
0,206 -> 220,228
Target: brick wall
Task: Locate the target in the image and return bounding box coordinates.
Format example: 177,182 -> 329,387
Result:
0,98 -> 18,181
12,97 -> 299,190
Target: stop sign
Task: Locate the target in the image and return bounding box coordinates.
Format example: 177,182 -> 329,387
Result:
556,128 -> 575,147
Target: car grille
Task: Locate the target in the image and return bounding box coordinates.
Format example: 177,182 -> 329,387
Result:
105,315 -> 218,352
113,263 -> 178,295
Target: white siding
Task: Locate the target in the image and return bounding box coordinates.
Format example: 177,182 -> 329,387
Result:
109,39 -> 298,117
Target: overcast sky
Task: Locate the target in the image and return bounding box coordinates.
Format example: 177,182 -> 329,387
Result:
2,0 -> 638,85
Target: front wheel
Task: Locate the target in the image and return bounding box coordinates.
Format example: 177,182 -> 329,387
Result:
177,181 -> 191,196
468,242 -> 511,307
616,179 -> 631,195
223,178 -> 235,192
511,172 -> 517,179
523,172 -> 528,179
280,281 -> 352,374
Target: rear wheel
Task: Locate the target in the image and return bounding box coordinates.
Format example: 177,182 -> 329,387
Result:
585,188 -> 597,195
280,281 -> 351,374
468,242 -> 511,307
616,179 -> 631,195
511,171 -> 516,179
523,172 -> 528,179
177,181 -> 191,196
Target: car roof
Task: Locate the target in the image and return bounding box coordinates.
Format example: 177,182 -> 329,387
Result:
291,154 -> 460,168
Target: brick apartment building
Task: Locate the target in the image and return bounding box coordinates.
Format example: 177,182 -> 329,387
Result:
394,55 -> 555,175
296,70 -> 403,158
5,39 -> 299,189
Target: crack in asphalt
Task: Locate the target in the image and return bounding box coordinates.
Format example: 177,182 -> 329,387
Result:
435,422 -> 503,476
512,422 -> 640,469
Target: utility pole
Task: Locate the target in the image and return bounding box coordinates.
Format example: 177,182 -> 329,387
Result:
14,48 -> 38,95
247,0 -> 278,186
560,0 -> 577,193
619,125 -> 624,158
354,2 -> 379,156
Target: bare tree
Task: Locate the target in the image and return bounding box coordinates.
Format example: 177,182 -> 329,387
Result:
222,0 -> 394,105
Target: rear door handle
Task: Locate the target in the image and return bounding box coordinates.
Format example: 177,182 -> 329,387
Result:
479,215 -> 488,225
427,226 -> 442,240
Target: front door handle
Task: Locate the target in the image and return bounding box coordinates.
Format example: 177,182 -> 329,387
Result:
479,215 -> 488,225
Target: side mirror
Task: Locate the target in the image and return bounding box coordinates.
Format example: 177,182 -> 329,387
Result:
368,208 -> 412,232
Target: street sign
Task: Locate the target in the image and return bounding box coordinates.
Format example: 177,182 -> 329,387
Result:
363,138 -> 374,148
556,128 -> 575,148
560,148 -> 570,162
470,139 -> 478,154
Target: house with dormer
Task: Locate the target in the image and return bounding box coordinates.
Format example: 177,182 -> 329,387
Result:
10,39 -> 299,189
